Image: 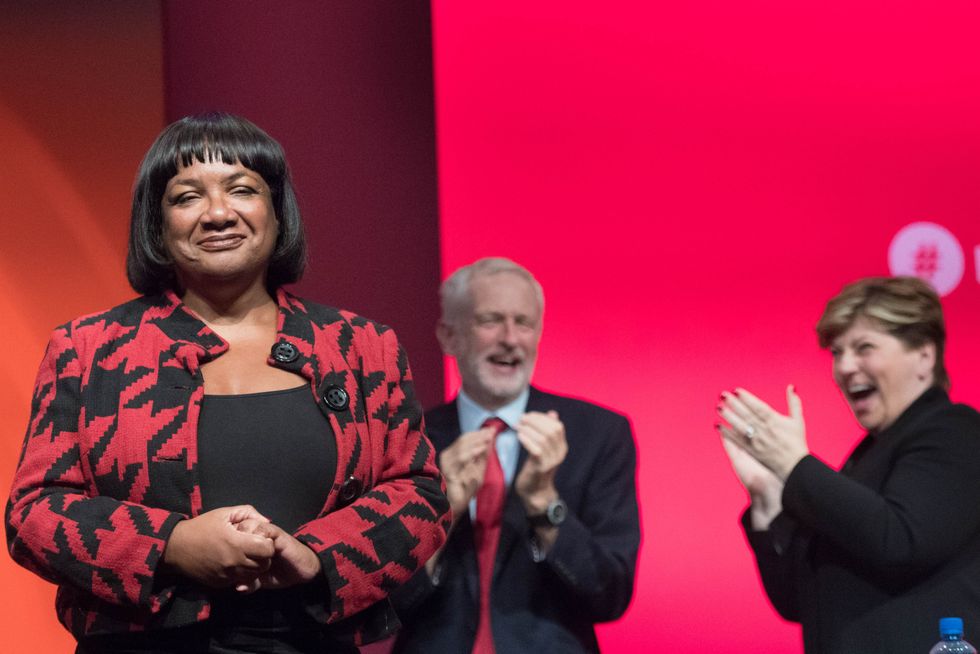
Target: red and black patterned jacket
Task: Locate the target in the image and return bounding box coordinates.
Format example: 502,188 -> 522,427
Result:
5,289 -> 450,643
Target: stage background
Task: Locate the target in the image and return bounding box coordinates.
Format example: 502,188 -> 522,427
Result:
3,2 -> 980,652
0,2 -> 441,651
0,2 -> 164,651
162,0 -> 444,409
430,2 -> 980,651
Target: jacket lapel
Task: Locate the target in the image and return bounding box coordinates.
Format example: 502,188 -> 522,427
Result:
152,292 -> 230,517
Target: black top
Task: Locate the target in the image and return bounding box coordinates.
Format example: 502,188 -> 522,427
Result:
199,384 -> 335,533
745,386 -> 980,653
78,384 -> 350,653
200,384 -> 340,650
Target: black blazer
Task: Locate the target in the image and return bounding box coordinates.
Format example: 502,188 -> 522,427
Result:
745,387 -> 980,653
392,386 -> 641,653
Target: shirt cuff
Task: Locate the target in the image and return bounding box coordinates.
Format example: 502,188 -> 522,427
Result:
528,534 -> 548,563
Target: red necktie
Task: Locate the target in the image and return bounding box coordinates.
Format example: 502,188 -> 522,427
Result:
472,416 -> 508,654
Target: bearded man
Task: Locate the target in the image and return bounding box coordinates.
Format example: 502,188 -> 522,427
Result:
392,257 -> 640,654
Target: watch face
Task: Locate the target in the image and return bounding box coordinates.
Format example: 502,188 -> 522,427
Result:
547,499 -> 567,526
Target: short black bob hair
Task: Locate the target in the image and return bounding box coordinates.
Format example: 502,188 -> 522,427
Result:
126,112 -> 307,295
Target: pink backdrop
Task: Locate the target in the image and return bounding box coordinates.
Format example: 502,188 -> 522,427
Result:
431,2 -> 980,651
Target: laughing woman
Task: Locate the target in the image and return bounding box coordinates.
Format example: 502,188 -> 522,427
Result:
6,113 -> 449,653
718,276 -> 980,654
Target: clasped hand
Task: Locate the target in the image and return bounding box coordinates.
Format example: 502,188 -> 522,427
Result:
439,410 -> 568,521
163,505 -> 321,593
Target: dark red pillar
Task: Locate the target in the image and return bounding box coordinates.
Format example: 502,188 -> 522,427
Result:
162,0 -> 444,406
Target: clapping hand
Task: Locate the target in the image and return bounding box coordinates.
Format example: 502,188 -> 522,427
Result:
718,385 -> 809,481
717,423 -> 785,530
438,426 -> 497,521
514,410 -> 567,513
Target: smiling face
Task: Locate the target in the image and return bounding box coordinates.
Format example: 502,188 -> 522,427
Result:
831,316 -> 936,432
439,271 -> 543,410
161,158 -> 278,291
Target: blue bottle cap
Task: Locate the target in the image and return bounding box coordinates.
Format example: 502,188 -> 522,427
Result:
940,617 -> 964,637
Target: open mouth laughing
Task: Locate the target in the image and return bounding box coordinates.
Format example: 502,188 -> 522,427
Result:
487,352 -> 523,372
846,383 -> 876,402
844,382 -> 879,419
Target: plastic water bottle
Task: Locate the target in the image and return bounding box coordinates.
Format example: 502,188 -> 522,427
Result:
930,617 -> 977,653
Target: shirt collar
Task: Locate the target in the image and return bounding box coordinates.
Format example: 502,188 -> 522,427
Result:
457,386 -> 530,434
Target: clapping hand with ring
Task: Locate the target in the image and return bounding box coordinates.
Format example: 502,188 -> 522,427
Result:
717,385 -> 810,481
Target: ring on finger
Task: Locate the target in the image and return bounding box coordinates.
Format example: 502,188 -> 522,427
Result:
743,424 -> 757,440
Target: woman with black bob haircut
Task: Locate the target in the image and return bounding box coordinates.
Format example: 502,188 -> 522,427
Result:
7,113 -> 450,653
127,113 -> 306,294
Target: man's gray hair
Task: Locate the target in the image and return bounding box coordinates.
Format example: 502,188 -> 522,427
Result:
440,257 -> 545,325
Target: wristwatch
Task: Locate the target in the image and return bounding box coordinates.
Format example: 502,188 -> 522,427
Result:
527,498 -> 567,528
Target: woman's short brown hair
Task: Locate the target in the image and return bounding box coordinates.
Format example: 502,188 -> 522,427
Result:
816,276 -> 948,389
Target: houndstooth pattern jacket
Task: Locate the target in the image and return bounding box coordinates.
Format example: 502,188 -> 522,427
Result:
5,289 -> 449,643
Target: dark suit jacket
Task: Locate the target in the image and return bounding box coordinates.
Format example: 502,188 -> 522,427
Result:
392,386 -> 640,653
745,387 -> 980,653
5,290 -> 449,643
